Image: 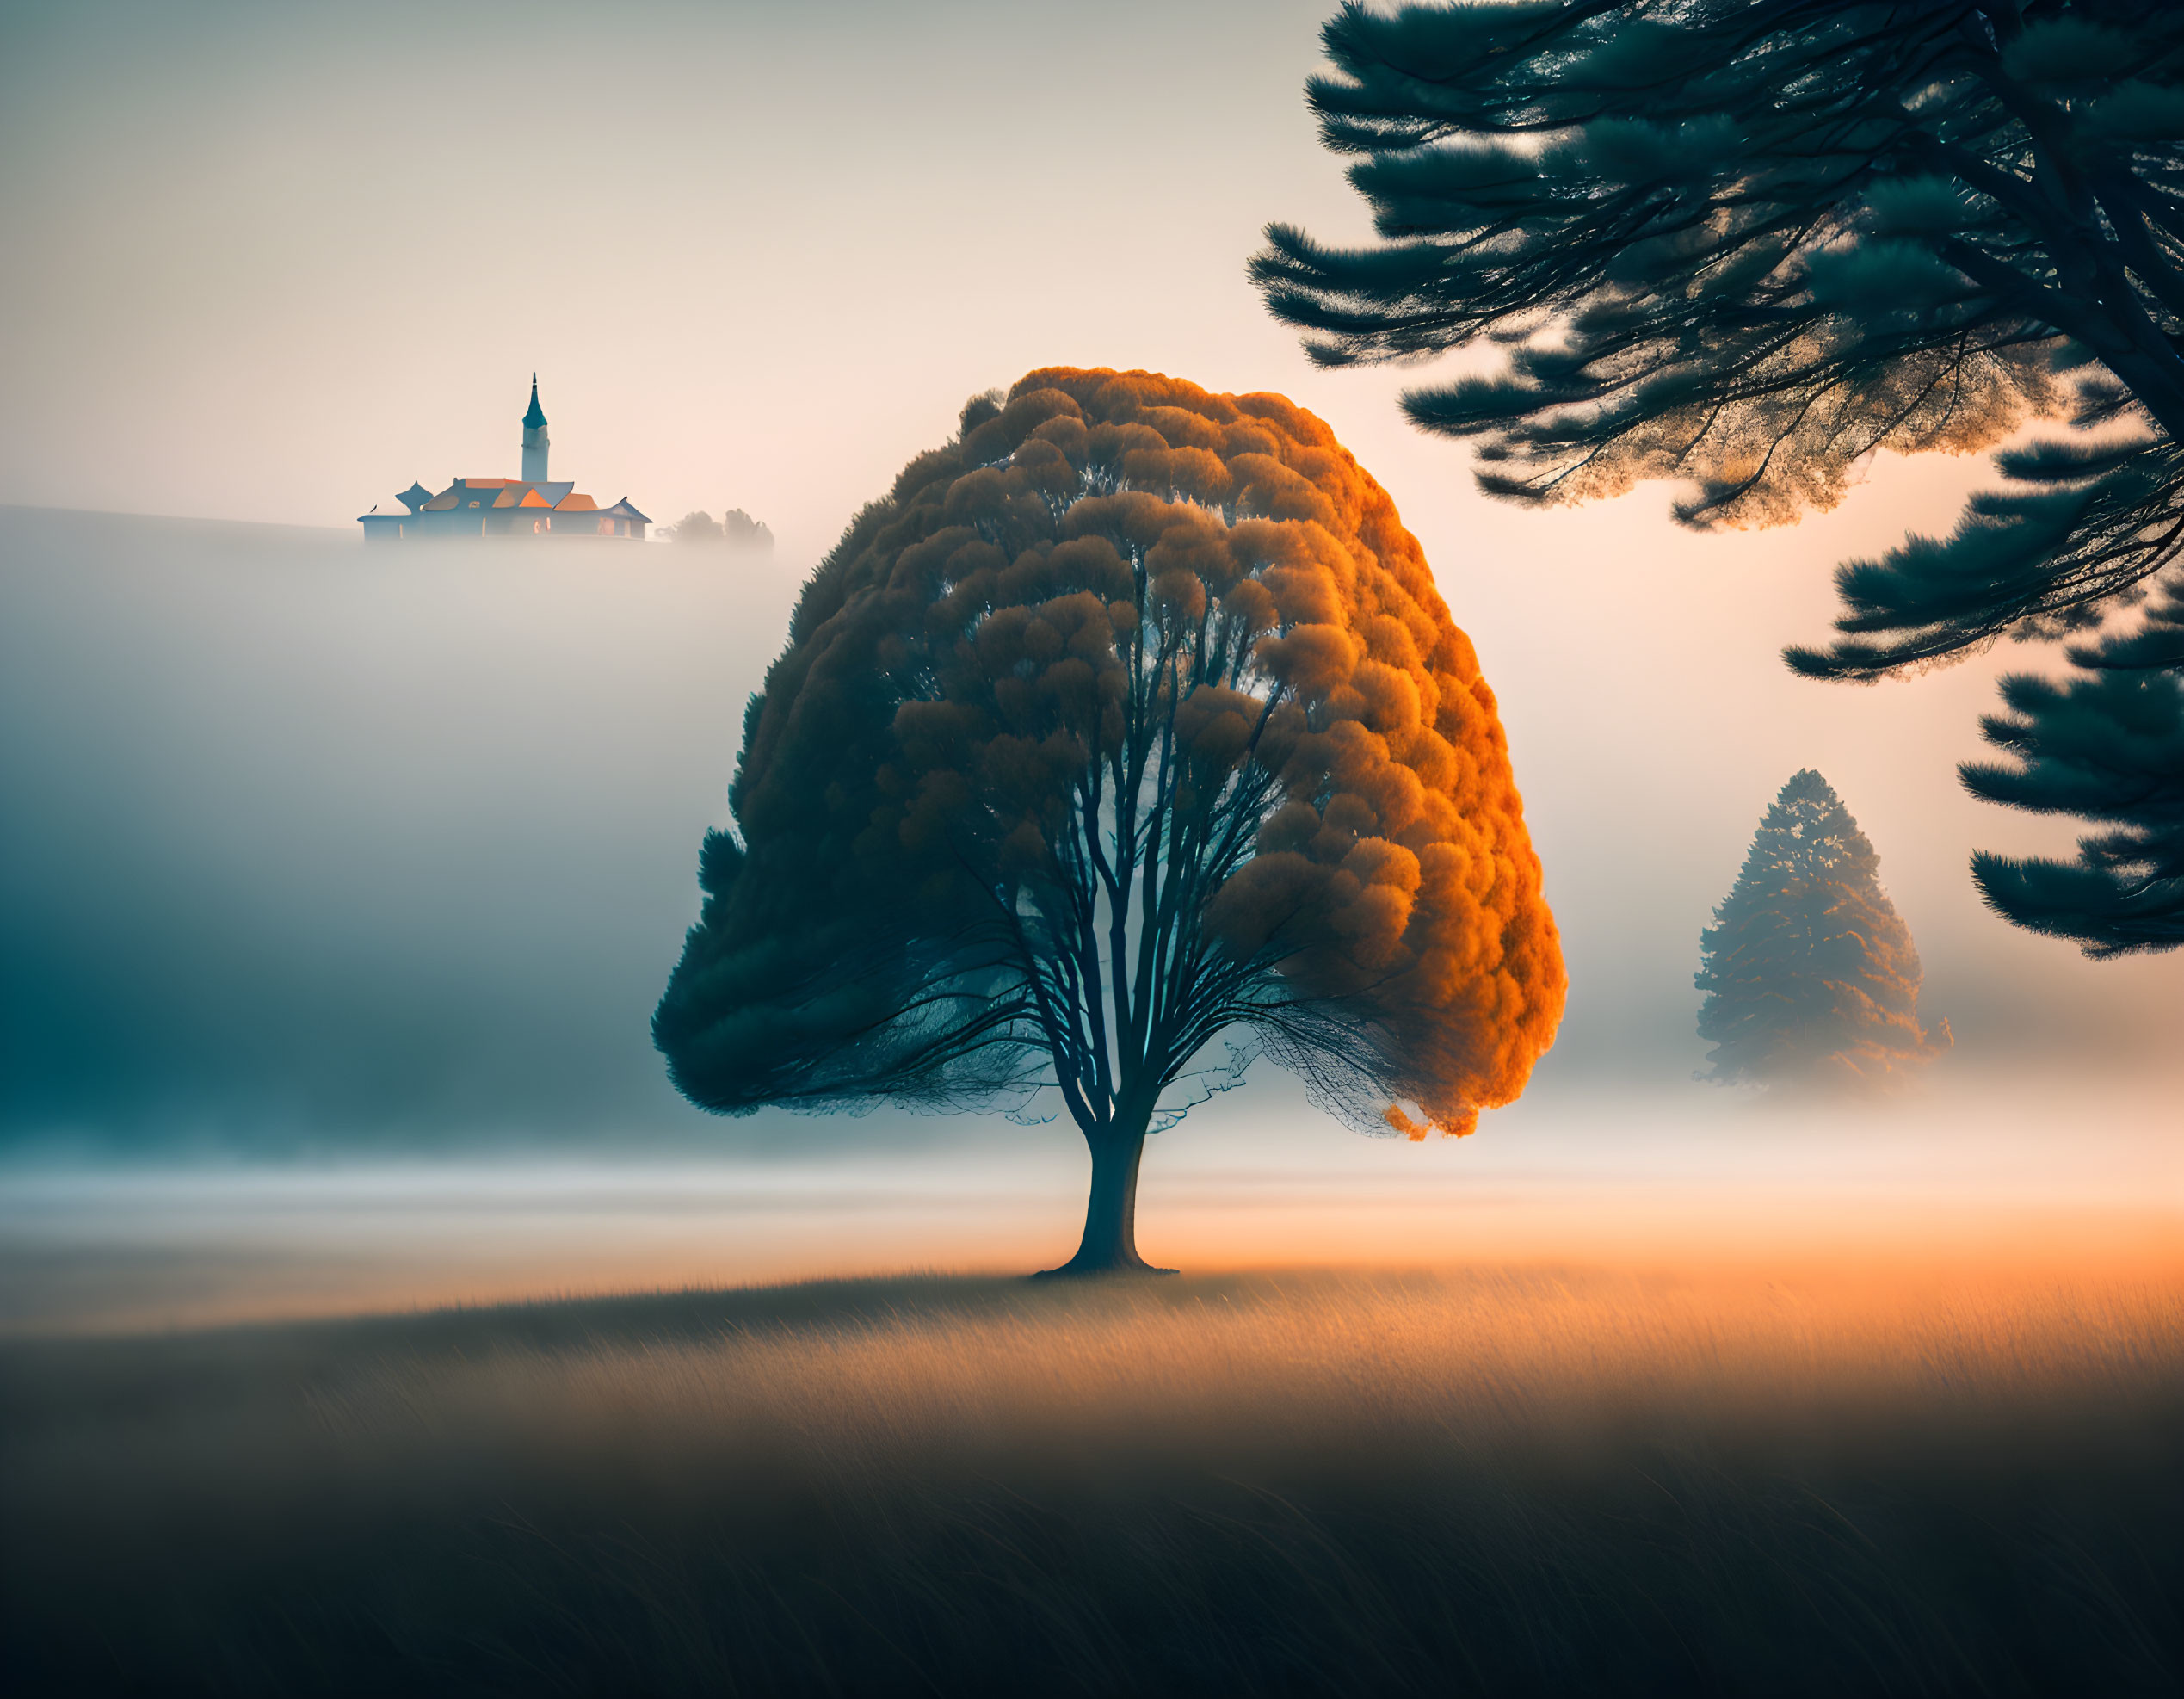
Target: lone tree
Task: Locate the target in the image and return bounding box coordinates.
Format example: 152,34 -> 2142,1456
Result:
1251,0 -> 2184,954
654,368 -> 1565,1274
1964,574 -> 2184,952
1696,769 -> 1947,1086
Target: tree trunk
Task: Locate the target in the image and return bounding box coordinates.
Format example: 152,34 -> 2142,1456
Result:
1037,1116 -> 1174,1277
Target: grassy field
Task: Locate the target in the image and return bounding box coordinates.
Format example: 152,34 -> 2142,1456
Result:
3,1263 -> 2181,1696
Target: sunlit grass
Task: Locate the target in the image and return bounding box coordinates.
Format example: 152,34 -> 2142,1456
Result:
6,1263 -> 2182,1696
313,1264 -> 2184,1465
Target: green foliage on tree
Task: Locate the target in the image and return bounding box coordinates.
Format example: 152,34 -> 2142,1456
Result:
1696,770 -> 1946,1086
1252,0 -> 2184,955
1964,577 -> 2184,952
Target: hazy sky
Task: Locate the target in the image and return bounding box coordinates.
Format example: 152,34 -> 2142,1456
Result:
1,0 -> 1366,544
3,0 -> 2180,1163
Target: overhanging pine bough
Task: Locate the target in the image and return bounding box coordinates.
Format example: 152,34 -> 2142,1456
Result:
1253,0 -> 2184,953
654,370 -> 1564,1274
1961,575 -> 2184,954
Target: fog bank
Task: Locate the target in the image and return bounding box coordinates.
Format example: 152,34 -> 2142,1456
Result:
4,504 -> 2179,1158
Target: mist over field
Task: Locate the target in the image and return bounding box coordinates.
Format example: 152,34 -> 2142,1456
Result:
0,508 -> 777,1152
3,501 -> 2178,1331
6,1 -> 2184,1690
5,0 -> 2178,1191
5,501 -> 2177,1152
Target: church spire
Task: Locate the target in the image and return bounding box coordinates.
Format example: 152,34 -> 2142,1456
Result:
521,374 -> 550,482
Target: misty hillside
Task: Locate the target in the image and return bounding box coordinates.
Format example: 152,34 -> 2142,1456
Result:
0,507 -> 791,1152
4,505 -> 2181,1158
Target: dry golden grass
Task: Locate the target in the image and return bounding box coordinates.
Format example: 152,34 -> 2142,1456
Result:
7,1263 -> 2183,1696
312,1264 -> 2184,1476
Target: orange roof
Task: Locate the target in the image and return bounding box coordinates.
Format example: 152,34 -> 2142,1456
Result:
410,478 -> 611,516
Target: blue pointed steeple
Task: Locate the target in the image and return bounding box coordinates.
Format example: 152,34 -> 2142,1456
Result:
521,374 -> 550,482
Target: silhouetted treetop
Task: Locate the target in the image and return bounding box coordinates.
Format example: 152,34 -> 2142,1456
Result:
670,509 -> 774,549
722,509 -> 774,550
654,368 -> 1565,1201
670,510 -> 724,544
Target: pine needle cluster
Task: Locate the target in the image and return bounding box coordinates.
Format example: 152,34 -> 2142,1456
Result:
1966,574 -> 2184,954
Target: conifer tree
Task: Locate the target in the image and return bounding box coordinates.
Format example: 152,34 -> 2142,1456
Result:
1253,1 -> 2184,952
1964,574 -> 2184,954
1696,770 -> 1946,1086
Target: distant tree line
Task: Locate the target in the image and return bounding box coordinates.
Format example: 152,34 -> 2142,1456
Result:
669,509 -> 774,550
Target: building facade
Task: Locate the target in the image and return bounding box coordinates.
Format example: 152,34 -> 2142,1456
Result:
359,378 -> 650,543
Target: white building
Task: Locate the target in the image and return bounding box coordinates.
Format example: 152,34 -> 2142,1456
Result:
358,378 -> 651,543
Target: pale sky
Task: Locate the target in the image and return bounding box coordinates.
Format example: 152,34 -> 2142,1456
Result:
3,0 -> 1369,544
3,0 -> 2178,1169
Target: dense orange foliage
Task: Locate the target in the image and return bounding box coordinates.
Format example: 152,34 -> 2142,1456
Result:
661,368 -> 1564,1140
